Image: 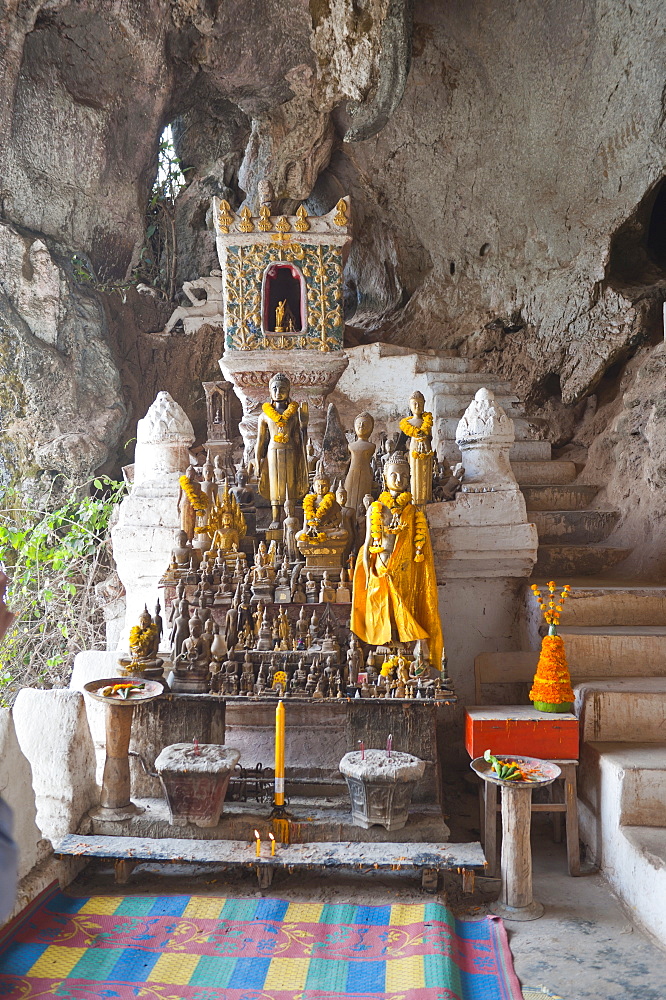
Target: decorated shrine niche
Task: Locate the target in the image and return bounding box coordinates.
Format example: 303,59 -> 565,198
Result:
213,196 -> 351,353
263,263 -> 306,337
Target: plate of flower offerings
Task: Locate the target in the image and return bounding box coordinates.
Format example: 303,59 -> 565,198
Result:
83,677 -> 165,704
470,751 -> 561,788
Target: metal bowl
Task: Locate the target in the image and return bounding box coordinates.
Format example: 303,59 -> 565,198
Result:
83,677 -> 164,705
470,754 -> 561,788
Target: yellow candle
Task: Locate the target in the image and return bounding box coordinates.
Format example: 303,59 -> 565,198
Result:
274,699 -> 285,807
269,832 -> 276,856
254,829 -> 261,857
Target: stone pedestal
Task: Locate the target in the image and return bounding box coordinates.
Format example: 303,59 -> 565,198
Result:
339,750 -> 426,831
220,349 -> 349,461
155,744 -> 240,828
112,391 -> 194,648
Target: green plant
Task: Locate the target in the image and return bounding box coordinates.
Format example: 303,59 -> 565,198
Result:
72,125 -> 190,301
0,476 -> 127,705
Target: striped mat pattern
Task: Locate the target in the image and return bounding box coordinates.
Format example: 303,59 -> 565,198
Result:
0,887 -> 523,999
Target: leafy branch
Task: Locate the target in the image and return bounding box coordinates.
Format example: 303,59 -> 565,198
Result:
0,476 -> 127,705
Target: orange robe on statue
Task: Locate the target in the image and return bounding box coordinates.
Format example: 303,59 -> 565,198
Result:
351,502 -> 444,669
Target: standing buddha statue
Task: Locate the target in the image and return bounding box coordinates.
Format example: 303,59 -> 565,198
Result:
253,373 -> 309,528
397,391 -> 434,506
351,451 -> 444,670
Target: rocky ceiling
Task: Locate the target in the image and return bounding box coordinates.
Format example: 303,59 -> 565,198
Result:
0,0 -> 665,570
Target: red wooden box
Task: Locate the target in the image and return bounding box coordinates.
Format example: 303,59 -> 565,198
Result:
465,706 -> 579,760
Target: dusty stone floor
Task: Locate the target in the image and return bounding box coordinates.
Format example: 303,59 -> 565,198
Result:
68,803 -> 666,1000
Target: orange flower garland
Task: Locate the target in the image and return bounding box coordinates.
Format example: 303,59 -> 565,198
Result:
528,634 -> 574,706
528,579 -> 575,711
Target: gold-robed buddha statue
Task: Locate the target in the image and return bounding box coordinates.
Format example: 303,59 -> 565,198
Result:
296,470 -> 349,570
205,481 -> 247,562
351,451 -> 444,669
253,373 -> 309,528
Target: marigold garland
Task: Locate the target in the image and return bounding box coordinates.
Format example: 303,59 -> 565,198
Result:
179,475 -> 208,515
129,622 -> 157,654
303,490 -> 335,541
369,490 -> 412,554
262,401 -> 298,443
399,412 -> 433,439
528,634 -> 575,705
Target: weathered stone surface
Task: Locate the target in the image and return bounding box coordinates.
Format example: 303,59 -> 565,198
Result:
0,709 -> 45,877
12,689 -> 98,842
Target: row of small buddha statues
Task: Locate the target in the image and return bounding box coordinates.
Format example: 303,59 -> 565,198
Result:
120,594 -> 453,700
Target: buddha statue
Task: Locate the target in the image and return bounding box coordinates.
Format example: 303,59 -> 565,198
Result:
253,373 -> 309,528
351,451 -> 444,671
177,465 -> 203,541
319,571 -> 336,603
344,412 -> 376,513
346,633 -> 363,686
397,390 -> 434,507
305,572 -> 318,604
171,529 -> 192,571
296,471 -> 349,571
119,606 -> 164,678
170,618 -> 211,693
282,496 -> 301,562
206,481 -> 247,566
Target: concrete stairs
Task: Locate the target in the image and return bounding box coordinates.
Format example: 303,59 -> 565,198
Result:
578,739 -> 666,948
564,586 -> 666,948
515,456 -> 629,578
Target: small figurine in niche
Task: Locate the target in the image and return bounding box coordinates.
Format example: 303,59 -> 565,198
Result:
119,606 -> 164,677
292,576 -> 306,604
435,462 -> 465,502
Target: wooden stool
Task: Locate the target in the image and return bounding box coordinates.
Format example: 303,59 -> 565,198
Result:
479,759 -> 581,876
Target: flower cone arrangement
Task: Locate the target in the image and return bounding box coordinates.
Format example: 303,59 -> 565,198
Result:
528,580 -> 575,713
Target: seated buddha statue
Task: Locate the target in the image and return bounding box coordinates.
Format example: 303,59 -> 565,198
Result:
205,481 -> 247,570
118,606 -> 164,678
296,470 -> 348,571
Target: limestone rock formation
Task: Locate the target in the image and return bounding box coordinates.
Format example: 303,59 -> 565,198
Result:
0,1 -> 665,570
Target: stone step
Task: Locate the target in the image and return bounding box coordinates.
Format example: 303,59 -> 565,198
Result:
530,509 -> 620,544
88,796 -> 451,845
509,440 -> 552,461
528,579 -> 666,627
577,743 -> 666,947
534,543 -> 630,576
575,676 -> 666,743
583,742 -> 666,825
434,394 -> 523,417
512,460 -> 578,485
523,484 -> 600,510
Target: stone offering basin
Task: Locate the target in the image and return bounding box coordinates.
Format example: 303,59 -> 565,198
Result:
339,749 -> 426,832
155,743 -> 241,828
470,755 -> 561,788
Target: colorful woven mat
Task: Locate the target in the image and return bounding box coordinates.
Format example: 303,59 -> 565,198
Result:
0,886 -> 523,999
